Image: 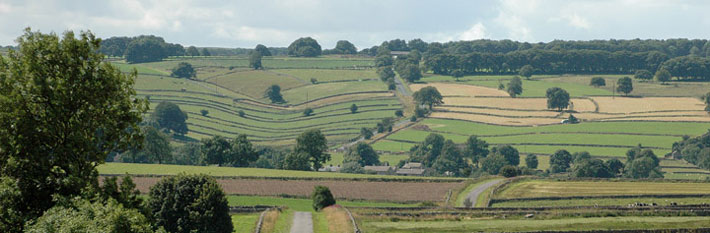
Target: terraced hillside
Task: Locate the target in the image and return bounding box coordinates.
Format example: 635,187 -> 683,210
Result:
114,56 -> 401,145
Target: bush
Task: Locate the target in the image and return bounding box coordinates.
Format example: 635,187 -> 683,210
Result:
395,109 -> 404,117
340,162 -> 365,174
350,104 -> 358,114
170,62 -> 196,79
312,186 -> 336,211
148,174 -> 233,233
25,198 -> 153,233
500,165 -> 519,178
238,110 -> 245,117
303,108 -> 314,116
410,115 -> 417,122
200,109 -> 209,117
310,78 -> 318,84
590,77 -> 606,87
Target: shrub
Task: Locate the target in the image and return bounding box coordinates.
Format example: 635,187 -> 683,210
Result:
238,110 -> 245,117
200,109 -> 209,117
590,77 -> 606,87
395,109 -> 404,117
500,165 -> 519,178
312,186 -> 336,211
340,162 -> 365,174
310,78 -> 318,84
303,108 -> 314,116
350,104 -> 358,114
170,62 -> 196,79
25,199 -> 153,233
410,115 -> 417,122
148,174 -> 233,233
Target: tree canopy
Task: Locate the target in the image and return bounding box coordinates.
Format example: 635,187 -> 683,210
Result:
616,77 -> 633,96
249,51 -> 263,70
170,62 -> 196,78
254,44 -> 272,56
0,29 -> 147,231
344,142 -> 379,166
295,129 -> 330,170
413,86 -> 443,110
264,84 -> 285,103
590,77 -> 606,87
333,40 -> 357,54
125,35 -> 169,63
152,101 -> 188,135
519,65 -> 534,79
288,37 -> 322,57
507,77 -> 523,97
546,87 -> 570,111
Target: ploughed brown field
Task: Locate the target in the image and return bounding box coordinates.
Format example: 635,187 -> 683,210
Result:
123,176 -> 464,202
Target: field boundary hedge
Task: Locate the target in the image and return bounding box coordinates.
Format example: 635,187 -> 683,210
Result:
384,138 -> 670,150
234,90 -> 392,108
413,127 -> 687,138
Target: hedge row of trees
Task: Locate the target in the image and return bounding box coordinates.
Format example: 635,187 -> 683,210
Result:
673,130 -> 710,170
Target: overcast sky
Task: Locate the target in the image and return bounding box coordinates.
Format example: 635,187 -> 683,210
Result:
1,0 -> 710,49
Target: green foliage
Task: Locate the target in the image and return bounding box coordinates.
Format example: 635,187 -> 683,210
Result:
550,149 -> 573,173
350,104 -> 358,113
519,65 -> 534,79
142,126 -> 172,164
170,62 -> 196,78
377,66 -> 395,81
463,197 -> 473,208
431,139 -> 467,176
451,69 -> 464,81
283,152 -> 312,171
25,198 -> 153,233
152,101 -> 188,135
0,177 -> 22,232
0,29 -> 147,229
125,35 -> 169,63
200,109 -> 209,116
264,84 -> 285,103
288,37 -> 322,57
186,46 -> 200,56
295,129 -> 330,170
201,48 -> 211,56
506,76 -> 523,97
410,133 -> 446,167
655,68 -> 671,83
572,158 -> 613,178
525,154 -> 539,169
590,77 -> 606,87
616,76 -> 633,95
249,51 -> 263,70
634,69 -> 653,81
340,162 -> 365,174
500,165 -> 519,177
311,186 -> 336,211
546,87 -> 570,111
200,135 -> 230,165
399,63 -> 422,82
99,176 -> 143,211
148,174 -> 232,233
360,127 -> 373,140
333,40 -> 357,54
199,135 -> 257,167
230,134 -> 259,167
413,86 -> 443,109
395,109 -> 404,117
303,107 -> 314,116
481,154 -> 507,175
624,147 -> 663,178
254,44 -> 272,56
173,143 -> 201,165
605,158 -> 625,175
702,92 -> 710,112
238,110 -> 245,117
375,49 -> 393,67
344,142 -> 380,166
463,136 -> 489,165
494,145 -> 520,166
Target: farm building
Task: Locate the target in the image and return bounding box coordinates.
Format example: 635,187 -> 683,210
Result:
396,168 -> 425,176
402,162 -> 423,169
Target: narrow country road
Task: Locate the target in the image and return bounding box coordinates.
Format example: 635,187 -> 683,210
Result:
464,179 -> 504,207
393,76 -> 411,97
290,211 -> 313,233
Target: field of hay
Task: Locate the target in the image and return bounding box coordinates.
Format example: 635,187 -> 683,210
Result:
495,180 -> 710,199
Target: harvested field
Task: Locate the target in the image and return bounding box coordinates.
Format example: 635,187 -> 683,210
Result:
410,83 -> 508,97
125,177 -> 464,202
496,180 -> 710,199
438,106 -> 560,117
442,97 -> 597,112
591,97 -> 705,113
430,112 -> 561,126
604,116 -> 710,122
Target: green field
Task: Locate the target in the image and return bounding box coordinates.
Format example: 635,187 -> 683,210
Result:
420,74 -> 616,97
375,118 -> 707,158
97,163 -> 455,180
496,180 -> 710,199
360,216 -> 710,233
228,195 -> 417,212
116,56 -> 400,146
231,213 -> 259,233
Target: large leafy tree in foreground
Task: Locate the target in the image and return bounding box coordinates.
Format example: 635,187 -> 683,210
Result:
0,29 -> 148,231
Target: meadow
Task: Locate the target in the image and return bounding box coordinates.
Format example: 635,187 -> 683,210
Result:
495,179 -> 710,199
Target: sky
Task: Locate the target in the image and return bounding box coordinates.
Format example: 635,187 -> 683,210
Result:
1,0 -> 710,49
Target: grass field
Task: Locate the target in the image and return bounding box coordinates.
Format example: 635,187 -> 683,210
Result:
227,195 -> 417,212
496,180 -> 710,199
360,216 -> 710,233
231,213 -> 259,233
97,162 -> 454,180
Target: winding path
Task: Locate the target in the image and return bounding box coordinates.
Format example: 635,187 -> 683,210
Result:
464,179 -> 504,207
290,211 -> 313,233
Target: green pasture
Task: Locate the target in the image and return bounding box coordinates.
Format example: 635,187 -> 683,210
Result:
110,61 -> 170,76
122,56 -> 374,71
371,140 -> 415,153
281,80 -> 388,104
231,214 -> 259,233
491,196 -> 710,208
227,195 -> 417,212
419,74 -> 615,97
273,69 -> 378,82
209,70 -> 306,99
360,216 -> 710,233
97,163 -> 455,180
496,180 -> 710,199
546,75 -> 710,97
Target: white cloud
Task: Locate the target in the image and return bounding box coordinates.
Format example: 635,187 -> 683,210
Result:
0,2 -> 11,13
493,0 -> 538,41
459,23 -> 488,40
